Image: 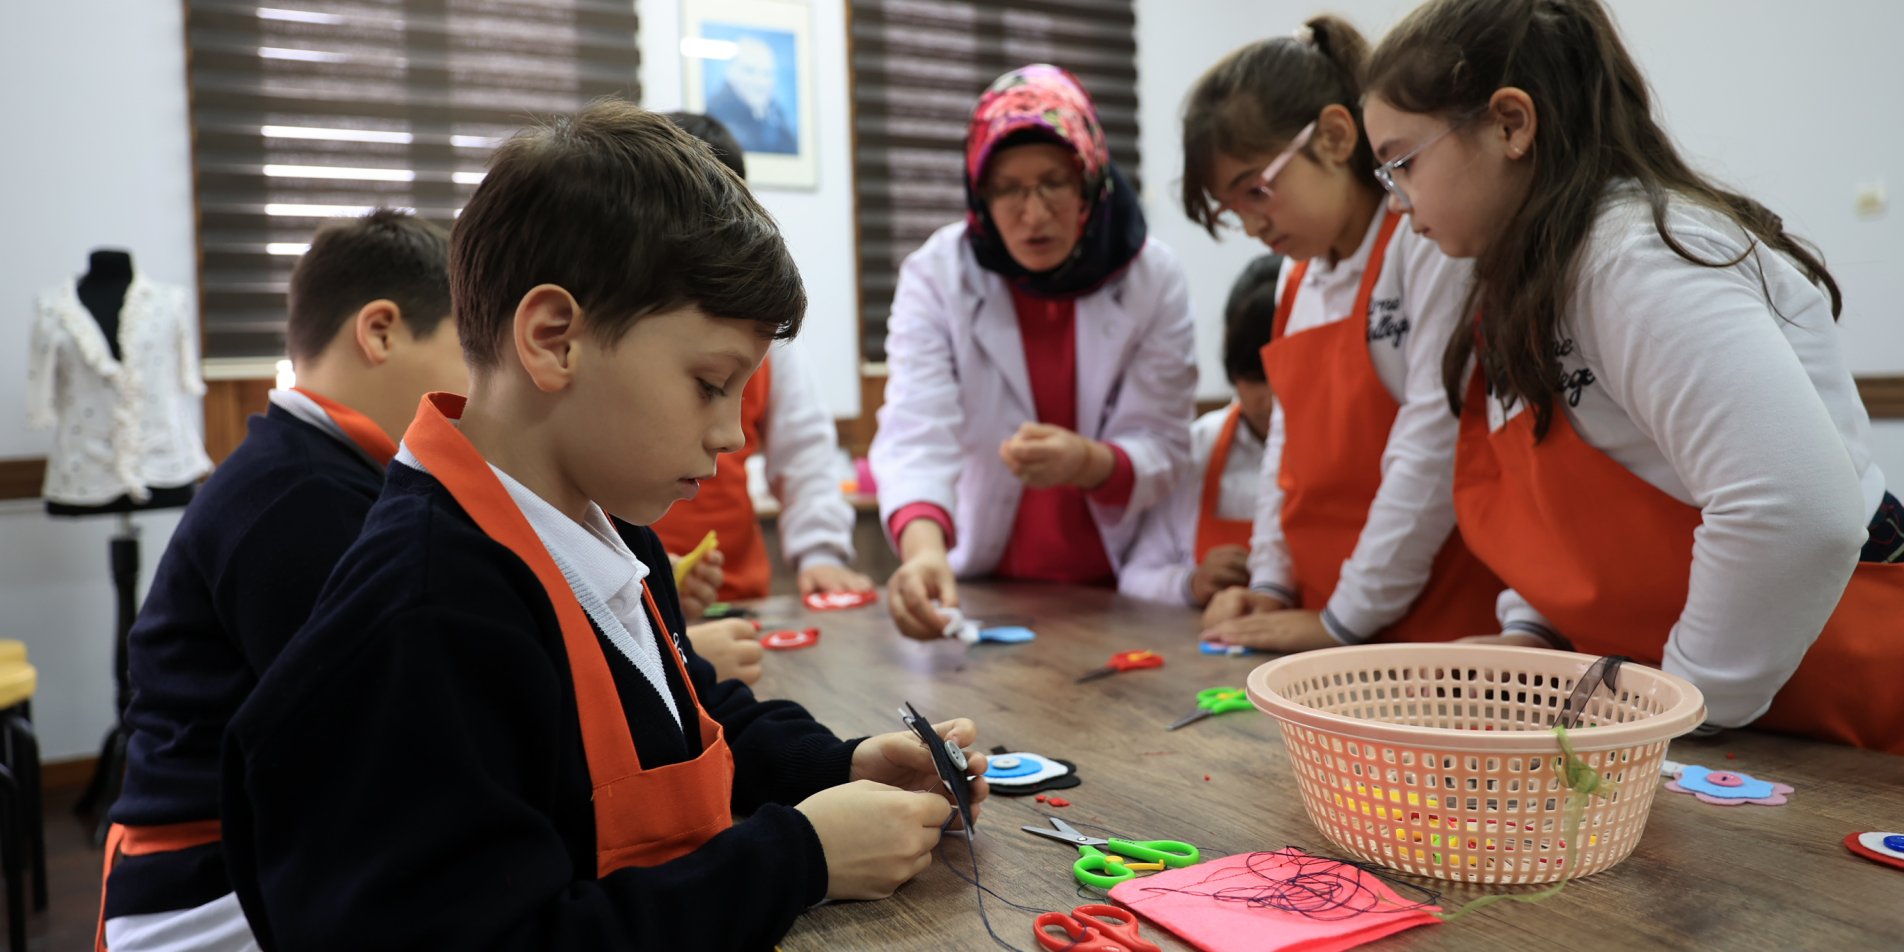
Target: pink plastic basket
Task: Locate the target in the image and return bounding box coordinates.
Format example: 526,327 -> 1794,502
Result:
1246,644 -> 1706,885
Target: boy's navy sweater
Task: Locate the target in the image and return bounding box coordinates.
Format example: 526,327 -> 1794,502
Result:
222,462 -> 858,951
107,406 -> 384,917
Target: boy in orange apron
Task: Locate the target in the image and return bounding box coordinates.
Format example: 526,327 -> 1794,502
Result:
652,113 -> 872,612
220,102 -> 989,951
95,210 -> 468,952
1120,255 -> 1281,606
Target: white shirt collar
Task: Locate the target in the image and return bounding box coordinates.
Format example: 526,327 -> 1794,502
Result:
392,441 -> 651,600
486,464 -> 650,603
1307,201 -> 1390,283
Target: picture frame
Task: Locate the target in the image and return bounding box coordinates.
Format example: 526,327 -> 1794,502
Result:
680,0 -> 817,190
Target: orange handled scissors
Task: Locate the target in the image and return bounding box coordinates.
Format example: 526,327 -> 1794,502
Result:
1034,904 -> 1160,952
1075,649 -> 1164,683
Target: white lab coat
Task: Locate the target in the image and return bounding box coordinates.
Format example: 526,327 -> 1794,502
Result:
871,222 -> 1197,577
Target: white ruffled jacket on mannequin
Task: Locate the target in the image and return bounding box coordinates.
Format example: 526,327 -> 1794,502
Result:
26,274 -> 212,506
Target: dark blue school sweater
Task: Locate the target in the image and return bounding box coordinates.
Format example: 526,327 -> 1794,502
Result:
106,406 -> 384,917
221,462 -> 858,951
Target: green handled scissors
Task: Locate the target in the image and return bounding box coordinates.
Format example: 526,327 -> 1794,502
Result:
1166,686 -> 1254,730
1023,817 -> 1200,888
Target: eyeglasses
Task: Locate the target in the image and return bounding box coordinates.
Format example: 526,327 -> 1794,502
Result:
1373,117 -> 1472,211
985,179 -> 1082,215
1213,121 -> 1316,230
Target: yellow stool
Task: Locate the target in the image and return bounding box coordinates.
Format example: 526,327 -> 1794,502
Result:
0,642 -> 25,667
0,660 -> 43,949
0,664 -> 31,710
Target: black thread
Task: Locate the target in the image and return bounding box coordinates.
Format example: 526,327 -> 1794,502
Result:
1120,847 -> 1443,920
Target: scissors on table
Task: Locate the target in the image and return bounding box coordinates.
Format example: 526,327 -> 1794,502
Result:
1023,817 -> 1199,889
1075,649 -> 1165,683
1165,686 -> 1254,731
1034,903 -> 1161,952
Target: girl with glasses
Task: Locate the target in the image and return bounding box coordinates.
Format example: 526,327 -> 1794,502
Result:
1362,0 -> 1902,752
1181,17 -> 1501,653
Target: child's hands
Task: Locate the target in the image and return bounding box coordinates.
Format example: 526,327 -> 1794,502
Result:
670,548 -> 726,620
998,423 -> 1112,489
685,619 -> 764,684
851,717 -> 989,824
796,780 -> 952,900
1189,545 -> 1251,607
1199,586 -> 1286,628
1201,608 -> 1337,653
799,562 -> 875,597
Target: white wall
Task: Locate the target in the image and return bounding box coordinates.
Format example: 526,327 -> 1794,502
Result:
0,1 -> 198,760
1136,0 -> 1903,394
639,0 -> 862,419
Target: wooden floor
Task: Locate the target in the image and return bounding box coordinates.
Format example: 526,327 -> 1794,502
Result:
10,783 -> 106,951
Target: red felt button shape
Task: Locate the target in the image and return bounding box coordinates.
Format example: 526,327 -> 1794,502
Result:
762,628 -> 820,650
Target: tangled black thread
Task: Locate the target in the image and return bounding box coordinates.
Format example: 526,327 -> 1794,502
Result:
1123,847 -> 1442,920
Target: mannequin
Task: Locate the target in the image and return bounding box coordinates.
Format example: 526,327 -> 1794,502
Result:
46,250 -> 197,516
30,249 -> 207,839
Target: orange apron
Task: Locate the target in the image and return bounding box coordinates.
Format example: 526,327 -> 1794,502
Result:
406,392 -> 736,871
95,390 -> 401,951
1453,370 -> 1904,753
1257,211 -> 1501,643
653,357 -> 772,601
1193,402 -> 1254,560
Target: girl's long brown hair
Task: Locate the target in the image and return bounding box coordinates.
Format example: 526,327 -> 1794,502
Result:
1366,0 -> 1840,438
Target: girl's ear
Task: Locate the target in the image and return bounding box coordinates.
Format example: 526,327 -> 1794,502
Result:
1313,103 -> 1362,166
1489,87 -> 1539,161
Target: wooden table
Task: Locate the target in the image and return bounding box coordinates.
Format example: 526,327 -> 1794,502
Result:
750,583 -> 1904,951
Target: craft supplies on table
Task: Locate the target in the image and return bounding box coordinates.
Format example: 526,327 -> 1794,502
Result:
1110,848 -> 1442,952
1245,644 -> 1706,884
1022,817 -> 1199,889
1076,649 -> 1164,683
1166,687 -> 1253,731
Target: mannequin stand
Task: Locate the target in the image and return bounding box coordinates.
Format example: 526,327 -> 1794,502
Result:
72,514 -> 138,846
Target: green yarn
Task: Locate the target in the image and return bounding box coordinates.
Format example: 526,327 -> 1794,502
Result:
1434,725 -> 1616,922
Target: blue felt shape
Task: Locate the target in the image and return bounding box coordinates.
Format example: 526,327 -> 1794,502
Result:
978,626 -> 1037,643
1675,765 -> 1782,800
984,753 -> 1055,779
1200,642 -> 1262,656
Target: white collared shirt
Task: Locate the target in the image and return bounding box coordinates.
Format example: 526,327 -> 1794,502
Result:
395,445 -> 683,731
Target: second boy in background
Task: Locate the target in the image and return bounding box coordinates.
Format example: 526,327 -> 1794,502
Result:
1121,255 -> 1281,607
652,112 -> 873,612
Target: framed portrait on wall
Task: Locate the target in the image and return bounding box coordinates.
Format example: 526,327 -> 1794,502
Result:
681,0 -> 817,190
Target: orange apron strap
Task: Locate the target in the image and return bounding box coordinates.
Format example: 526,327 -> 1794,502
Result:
293,386 -> 399,468
96,820 -> 224,952
1193,404 -> 1253,560
1268,260 -> 1309,343
402,393 -> 644,784
640,581 -> 704,710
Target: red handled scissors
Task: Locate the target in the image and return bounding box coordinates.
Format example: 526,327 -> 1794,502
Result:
1034,904 -> 1159,952
1075,649 -> 1164,683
